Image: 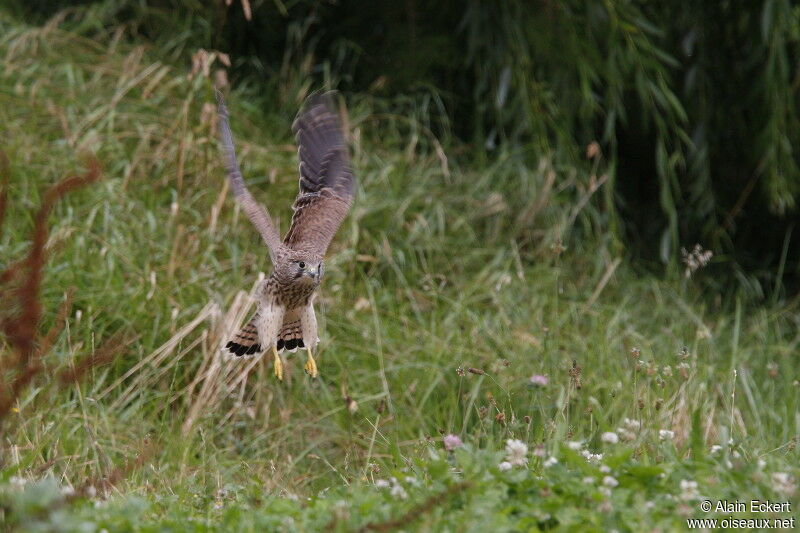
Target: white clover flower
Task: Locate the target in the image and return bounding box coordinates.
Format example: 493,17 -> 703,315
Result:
505,439 -> 529,466
600,465 -> 611,474
498,461 -> 512,471
623,418 -> 641,430
659,429 -> 675,441
582,476 -> 595,484
404,476 -> 419,486
581,449 -> 604,463
390,482 -> 408,500
60,485 -> 76,497
757,459 -> 766,469
618,428 -> 636,442
567,441 -> 582,450
374,479 -> 390,488
772,473 -> 796,494
543,456 -> 558,468
710,445 -> 722,454
601,432 -> 619,444
679,479 -> 700,501
603,476 -> 619,488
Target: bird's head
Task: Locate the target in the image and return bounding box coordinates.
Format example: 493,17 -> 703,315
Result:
276,252 -> 324,286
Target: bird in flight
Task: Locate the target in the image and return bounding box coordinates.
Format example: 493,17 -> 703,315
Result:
216,91 -> 355,380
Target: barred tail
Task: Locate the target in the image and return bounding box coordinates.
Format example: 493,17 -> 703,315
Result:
225,313 -> 263,357
276,318 -> 305,352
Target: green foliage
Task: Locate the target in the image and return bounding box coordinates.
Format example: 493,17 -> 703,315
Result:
8,0 -> 800,286
2,443 -> 796,530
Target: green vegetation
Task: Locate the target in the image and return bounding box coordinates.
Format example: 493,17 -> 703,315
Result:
1,6 -> 798,532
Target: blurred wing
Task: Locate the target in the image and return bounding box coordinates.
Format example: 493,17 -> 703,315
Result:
216,91 -> 283,264
283,93 -> 355,256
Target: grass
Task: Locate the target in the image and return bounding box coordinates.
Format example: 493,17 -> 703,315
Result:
1,12 -> 798,532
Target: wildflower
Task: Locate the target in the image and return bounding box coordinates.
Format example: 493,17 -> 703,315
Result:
600,465 -> 611,474
581,450 -> 603,462
629,347 -> 641,359
60,485 -> 76,497
443,434 -> 463,451
682,244 -> 713,278
661,366 -> 673,377
390,480 -> 408,500
456,367 -> 466,377
375,479 -> 390,488
529,374 -> 548,387
772,473 -> 796,494
622,418 -> 641,430
659,429 -> 675,441
679,479 -> 700,501
767,362 -> 778,379
505,439 -> 529,467
543,456 -> 558,468
618,428 -> 636,442
498,461 -> 512,471
532,444 -> 546,457
582,476 -> 595,484
601,432 -> 619,444
603,476 -> 619,488
710,445 -> 722,454
567,441 -> 582,450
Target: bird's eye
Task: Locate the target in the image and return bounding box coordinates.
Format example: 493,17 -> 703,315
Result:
298,261 -> 306,269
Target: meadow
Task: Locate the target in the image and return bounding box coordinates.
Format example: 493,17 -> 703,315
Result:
1,10 -> 798,532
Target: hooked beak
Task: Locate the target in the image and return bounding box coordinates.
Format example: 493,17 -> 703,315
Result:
305,268 -> 318,279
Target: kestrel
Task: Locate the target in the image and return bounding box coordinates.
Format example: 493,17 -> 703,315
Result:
216,91 -> 355,380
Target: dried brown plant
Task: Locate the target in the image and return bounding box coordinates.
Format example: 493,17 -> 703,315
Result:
0,155 -> 125,422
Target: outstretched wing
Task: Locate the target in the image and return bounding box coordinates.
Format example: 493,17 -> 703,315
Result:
283,92 -> 355,256
216,91 -> 283,264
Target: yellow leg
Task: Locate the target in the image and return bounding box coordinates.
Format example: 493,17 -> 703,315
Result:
304,346 -> 318,378
272,345 -> 283,381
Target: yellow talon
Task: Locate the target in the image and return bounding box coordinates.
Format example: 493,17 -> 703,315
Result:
273,346 -> 283,381
304,347 -> 318,378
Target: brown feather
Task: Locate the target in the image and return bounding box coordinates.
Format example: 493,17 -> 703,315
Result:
285,93 -> 355,256
225,312 -> 263,357
216,91 -> 284,263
